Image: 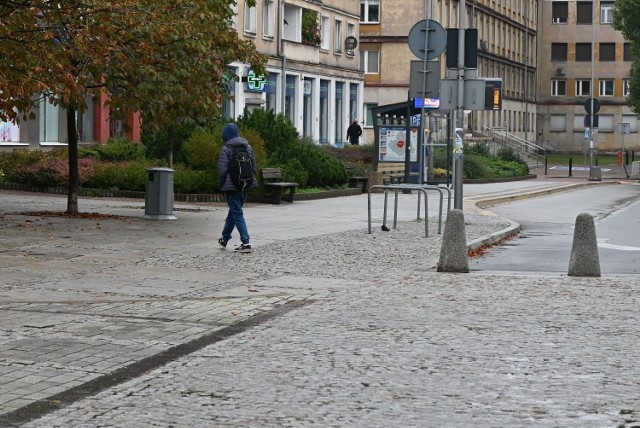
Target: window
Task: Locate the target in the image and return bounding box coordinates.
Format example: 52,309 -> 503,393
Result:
334,19 -> 343,53
349,83 -> 358,124
624,43 -> 632,61
77,96 -> 95,142
576,2 -> 592,24
599,43 -> 615,61
624,79 -> 631,96
599,79 -> 614,96
244,1 -> 256,34
347,22 -> 356,55
622,114 -> 638,132
265,73 -> 278,112
321,16 -> 330,50
575,43 -> 591,61
364,103 -> 377,127
285,75 -> 297,124
598,114 -> 613,131
550,114 -> 566,132
551,79 -> 566,96
551,43 -> 568,61
360,0 -> 379,23
38,93 -> 60,143
0,120 -> 19,142
263,0 -> 275,38
601,1 -> 614,24
360,50 -> 379,73
552,2 -> 568,23
320,80 -> 329,144
576,80 -> 591,96
335,82 -> 344,146
303,77 -> 314,138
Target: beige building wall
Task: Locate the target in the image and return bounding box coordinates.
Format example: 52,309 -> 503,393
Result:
361,0 -> 538,145
537,0 -> 638,153
234,0 -> 363,146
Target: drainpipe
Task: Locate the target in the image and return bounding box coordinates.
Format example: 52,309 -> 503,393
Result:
279,0 -> 287,111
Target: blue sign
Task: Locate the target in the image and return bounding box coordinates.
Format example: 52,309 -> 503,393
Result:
414,98 -> 440,109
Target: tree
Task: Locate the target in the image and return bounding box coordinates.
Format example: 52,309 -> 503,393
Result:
613,0 -> 640,112
0,0 -> 265,214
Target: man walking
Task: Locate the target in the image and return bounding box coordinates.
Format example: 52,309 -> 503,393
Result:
346,119 -> 363,146
217,123 -> 257,253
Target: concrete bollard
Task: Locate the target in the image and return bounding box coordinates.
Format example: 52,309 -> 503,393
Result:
437,209 -> 469,273
568,212 -> 601,277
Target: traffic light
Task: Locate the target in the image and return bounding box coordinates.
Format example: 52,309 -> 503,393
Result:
484,79 -> 502,110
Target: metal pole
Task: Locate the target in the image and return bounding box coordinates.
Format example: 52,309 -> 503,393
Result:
589,0 -> 595,178
418,0 -> 430,184
453,0 -> 466,210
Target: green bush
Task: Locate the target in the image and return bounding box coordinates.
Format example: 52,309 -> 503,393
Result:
236,108 -> 299,162
292,138 -> 349,187
0,169 -> 4,184
86,160 -> 156,191
464,142 -> 492,157
0,149 -> 50,181
180,130 -> 218,170
79,137 -> 145,162
141,122 -> 201,161
463,154 -> 492,179
279,158 -> 309,187
173,163 -> 217,194
497,146 -> 524,164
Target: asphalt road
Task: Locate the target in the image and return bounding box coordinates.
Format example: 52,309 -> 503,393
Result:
470,181 -> 640,274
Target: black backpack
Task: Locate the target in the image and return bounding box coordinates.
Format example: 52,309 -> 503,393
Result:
228,145 -> 254,191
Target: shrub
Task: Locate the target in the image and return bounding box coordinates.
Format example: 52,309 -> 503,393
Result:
86,160 -> 155,191
0,169 -> 5,185
497,146 -> 524,164
173,164 -> 217,194
463,154 -> 492,179
279,158 -> 309,187
0,149 -> 50,181
292,138 -> 349,187
180,130 -> 218,170
141,122 -> 200,161
79,137 -> 145,162
464,141 -> 492,157
236,108 -> 299,162
432,167 -> 448,178
11,158 -> 96,187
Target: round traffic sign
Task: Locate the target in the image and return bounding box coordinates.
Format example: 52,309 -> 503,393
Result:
407,19 -> 447,61
584,98 -> 600,114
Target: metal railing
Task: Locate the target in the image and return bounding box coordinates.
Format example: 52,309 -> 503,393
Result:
477,127 -> 546,168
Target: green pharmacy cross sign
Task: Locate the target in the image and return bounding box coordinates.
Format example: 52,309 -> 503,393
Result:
247,71 -> 267,91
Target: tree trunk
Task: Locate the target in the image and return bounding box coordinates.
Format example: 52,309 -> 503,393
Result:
66,106 -> 79,215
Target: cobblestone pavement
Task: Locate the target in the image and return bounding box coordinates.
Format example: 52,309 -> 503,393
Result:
1,181 -> 639,427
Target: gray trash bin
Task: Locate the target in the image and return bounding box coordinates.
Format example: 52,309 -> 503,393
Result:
145,167 -> 177,220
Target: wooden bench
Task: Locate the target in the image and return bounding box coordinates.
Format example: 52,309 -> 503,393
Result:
345,166 -> 369,193
259,168 -> 298,204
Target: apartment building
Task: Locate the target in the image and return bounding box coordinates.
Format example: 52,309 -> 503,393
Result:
537,0 -> 638,152
359,0 -> 537,145
230,0 -> 363,146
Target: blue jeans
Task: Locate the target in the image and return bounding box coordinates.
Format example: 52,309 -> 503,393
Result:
221,190 -> 250,244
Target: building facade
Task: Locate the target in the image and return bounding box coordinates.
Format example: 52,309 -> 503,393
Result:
0,92 -> 140,151
359,0 -> 538,146
537,0 -> 639,152
230,0 -> 364,147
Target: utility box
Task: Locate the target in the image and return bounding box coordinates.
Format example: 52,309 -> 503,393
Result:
589,166 -> 602,181
145,167 -> 177,220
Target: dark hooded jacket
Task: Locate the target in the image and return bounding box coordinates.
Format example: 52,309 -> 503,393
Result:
217,123 -> 258,192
